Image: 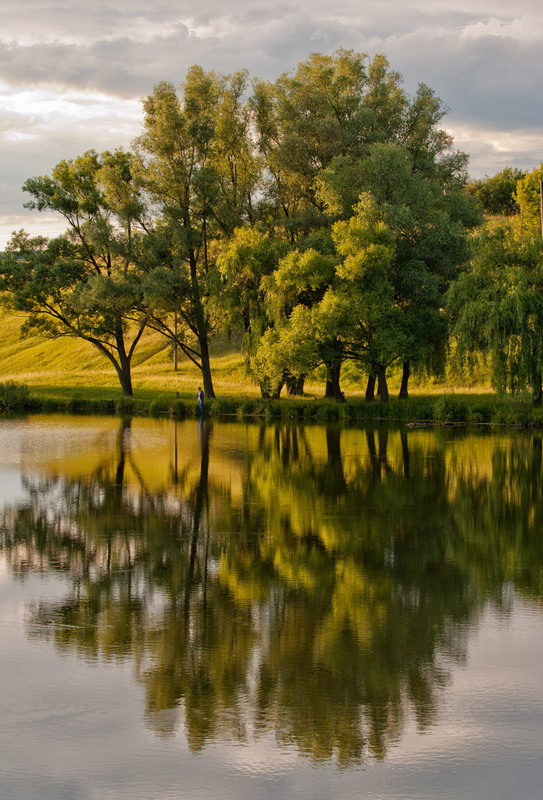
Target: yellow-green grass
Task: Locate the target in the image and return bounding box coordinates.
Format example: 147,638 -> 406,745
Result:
0,308 -> 494,405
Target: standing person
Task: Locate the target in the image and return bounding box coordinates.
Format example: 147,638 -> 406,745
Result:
197,386 -> 204,414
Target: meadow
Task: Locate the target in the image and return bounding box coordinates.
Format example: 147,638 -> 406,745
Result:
0,308 -> 538,426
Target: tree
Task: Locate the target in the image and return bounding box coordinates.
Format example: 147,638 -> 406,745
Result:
217,226 -> 290,335
248,52 -> 479,400
514,164 -> 543,238
0,150 -> 153,396
447,226 -> 543,403
217,227 -> 293,396
466,167 -> 525,216
135,68 -> 260,398
316,127 -> 480,400
258,140 -> 479,403
251,51 -> 407,243
252,248 -> 340,397
330,195 -> 404,402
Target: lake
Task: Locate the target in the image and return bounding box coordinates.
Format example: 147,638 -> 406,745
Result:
1,414 -> 543,800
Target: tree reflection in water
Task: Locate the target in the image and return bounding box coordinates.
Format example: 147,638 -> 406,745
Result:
2,418 -> 543,765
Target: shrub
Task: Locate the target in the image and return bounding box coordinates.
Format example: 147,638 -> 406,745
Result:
148,399 -> 167,415
172,398 -> 188,416
467,402 -> 493,424
492,395 -> 532,426
209,397 -> 237,416
530,407 -> 543,428
98,398 -> 117,414
280,400 -> 303,420
433,395 -> 468,423
238,398 -> 258,416
0,381 -> 32,411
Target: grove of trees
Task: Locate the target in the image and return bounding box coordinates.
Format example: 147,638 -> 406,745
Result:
1,49 -> 542,401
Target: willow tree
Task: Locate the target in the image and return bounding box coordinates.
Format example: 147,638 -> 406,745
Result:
0,150 -> 153,396
447,227 -> 543,403
250,249 -> 340,397
135,67 -> 260,398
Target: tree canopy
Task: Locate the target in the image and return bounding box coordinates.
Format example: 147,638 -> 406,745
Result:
466,167 -> 525,216
0,50 -> 489,401
1,149 -> 153,396
447,227 -> 543,401
514,164 -> 543,239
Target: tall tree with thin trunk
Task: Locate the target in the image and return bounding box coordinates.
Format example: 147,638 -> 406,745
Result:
135,68 -> 259,398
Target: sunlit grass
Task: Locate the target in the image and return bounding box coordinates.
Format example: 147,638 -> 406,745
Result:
0,308 -> 495,404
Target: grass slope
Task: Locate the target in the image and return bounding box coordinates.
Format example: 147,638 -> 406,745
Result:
5,308 -> 532,427
0,309 -> 493,397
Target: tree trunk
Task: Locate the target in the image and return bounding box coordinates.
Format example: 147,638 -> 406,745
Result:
286,373 -> 305,396
199,336 -> 215,399
114,332 -> 134,396
376,363 -> 389,403
188,240 -> 215,399
90,335 -> 134,397
365,373 -> 376,401
324,361 -> 344,401
118,369 -> 133,397
399,359 -> 410,399
534,371 -> 542,406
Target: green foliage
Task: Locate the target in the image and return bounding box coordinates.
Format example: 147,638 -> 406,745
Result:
466,167 -> 525,216
135,69 -> 261,398
514,165 -> 543,237
447,226 -> 543,398
433,395 -> 468,423
208,397 -> 239,416
0,380 -> 31,411
1,149 -> 154,397
1,51 -> 484,405
217,228 -> 290,333
466,401 -> 494,424
249,52 -> 480,399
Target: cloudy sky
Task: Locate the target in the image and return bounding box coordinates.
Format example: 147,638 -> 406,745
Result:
1,0 -> 542,247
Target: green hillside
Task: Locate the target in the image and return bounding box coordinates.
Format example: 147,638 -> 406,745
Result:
0,308 -> 250,401
0,307 -> 494,404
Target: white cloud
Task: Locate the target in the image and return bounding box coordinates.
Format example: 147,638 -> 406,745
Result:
446,125 -> 543,175
1,0 -> 543,245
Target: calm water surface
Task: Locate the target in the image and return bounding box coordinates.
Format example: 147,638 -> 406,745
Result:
1,414 -> 543,800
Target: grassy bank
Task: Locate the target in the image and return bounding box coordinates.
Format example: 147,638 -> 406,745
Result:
1,377 -> 541,428
1,309 -> 539,426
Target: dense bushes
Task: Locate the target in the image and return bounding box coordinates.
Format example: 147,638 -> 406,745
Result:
0,381 -> 32,411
